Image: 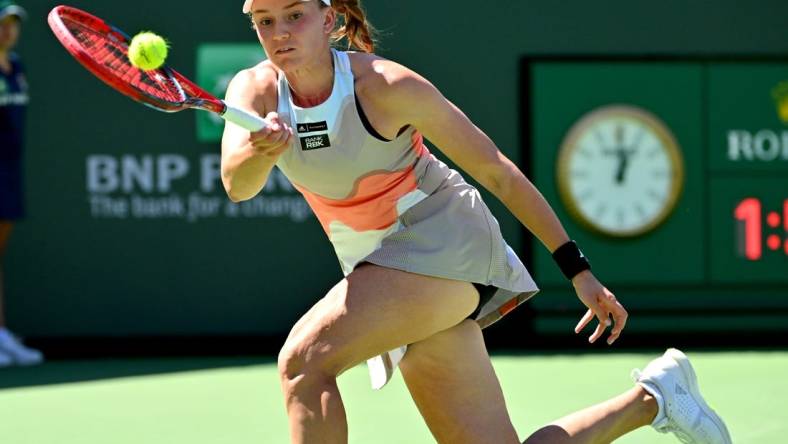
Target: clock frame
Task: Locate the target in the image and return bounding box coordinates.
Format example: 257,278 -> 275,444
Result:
556,104 -> 685,238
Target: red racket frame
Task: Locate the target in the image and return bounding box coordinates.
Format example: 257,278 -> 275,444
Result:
47,5 -> 226,115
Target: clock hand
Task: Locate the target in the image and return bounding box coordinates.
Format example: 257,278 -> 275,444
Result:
615,151 -> 629,184
605,141 -> 638,185
619,126 -> 644,183
610,144 -> 639,185
620,146 -> 639,184
603,148 -> 626,185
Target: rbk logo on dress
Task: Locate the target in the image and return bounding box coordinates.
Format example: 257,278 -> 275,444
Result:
298,121 -> 331,150
300,134 -> 331,151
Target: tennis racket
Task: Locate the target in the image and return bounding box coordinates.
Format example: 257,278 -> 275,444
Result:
47,5 -> 268,132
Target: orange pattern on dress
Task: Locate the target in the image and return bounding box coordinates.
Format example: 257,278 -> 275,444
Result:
498,298 -> 520,317
295,167 -> 419,234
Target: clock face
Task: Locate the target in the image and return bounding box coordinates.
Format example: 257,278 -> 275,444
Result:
557,105 -> 685,237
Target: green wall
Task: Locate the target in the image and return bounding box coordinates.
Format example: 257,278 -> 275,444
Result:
6,0 -> 788,337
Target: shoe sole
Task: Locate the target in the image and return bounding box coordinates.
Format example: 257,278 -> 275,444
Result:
665,348 -> 733,444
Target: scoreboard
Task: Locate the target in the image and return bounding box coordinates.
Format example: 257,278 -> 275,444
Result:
708,64 -> 788,282
526,59 -> 788,333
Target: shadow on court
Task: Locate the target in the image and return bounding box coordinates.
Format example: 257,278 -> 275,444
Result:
0,357 -> 275,391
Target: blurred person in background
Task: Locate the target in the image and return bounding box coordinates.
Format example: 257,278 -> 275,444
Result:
0,1 -> 43,367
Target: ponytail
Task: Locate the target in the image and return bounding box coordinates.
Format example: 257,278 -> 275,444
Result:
322,0 -> 376,53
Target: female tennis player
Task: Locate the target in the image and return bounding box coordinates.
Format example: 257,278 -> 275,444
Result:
221,1 -> 731,442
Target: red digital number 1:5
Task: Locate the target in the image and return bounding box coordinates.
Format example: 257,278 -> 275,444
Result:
734,198 -> 788,261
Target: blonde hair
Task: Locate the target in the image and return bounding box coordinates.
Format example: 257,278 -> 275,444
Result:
322,0 -> 376,53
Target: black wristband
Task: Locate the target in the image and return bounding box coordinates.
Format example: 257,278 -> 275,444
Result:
552,240 -> 591,280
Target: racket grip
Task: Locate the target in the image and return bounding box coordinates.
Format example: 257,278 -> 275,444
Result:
221,103 -> 269,132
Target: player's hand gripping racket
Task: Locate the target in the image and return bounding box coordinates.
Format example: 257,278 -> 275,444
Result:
47,5 -> 268,132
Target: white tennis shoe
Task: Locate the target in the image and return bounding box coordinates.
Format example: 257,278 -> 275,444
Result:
632,348 -> 732,444
0,328 -> 44,366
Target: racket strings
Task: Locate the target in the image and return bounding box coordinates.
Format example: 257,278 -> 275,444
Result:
62,16 -> 185,104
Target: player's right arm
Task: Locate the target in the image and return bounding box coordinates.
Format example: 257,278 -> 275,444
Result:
221,65 -> 293,202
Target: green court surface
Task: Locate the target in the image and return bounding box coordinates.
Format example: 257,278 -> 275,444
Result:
1,351 -> 785,443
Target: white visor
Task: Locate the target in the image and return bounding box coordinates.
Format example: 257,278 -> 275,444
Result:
243,0 -> 331,14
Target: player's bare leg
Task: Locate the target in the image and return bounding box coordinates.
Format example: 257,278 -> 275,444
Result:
523,387 -> 657,443
400,319 -> 655,444
403,336 -> 729,444
529,348 -> 732,443
400,319 -> 521,444
401,320 -> 656,443
277,263 -> 480,444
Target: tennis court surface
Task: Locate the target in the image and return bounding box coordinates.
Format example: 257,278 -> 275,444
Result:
2,351 -> 785,443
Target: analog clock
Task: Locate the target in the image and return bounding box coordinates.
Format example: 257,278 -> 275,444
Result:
557,105 -> 684,237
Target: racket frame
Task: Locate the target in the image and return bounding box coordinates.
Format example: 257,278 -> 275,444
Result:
47,5 -> 267,131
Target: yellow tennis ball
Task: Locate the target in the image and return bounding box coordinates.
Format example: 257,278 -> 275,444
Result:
128,32 -> 169,71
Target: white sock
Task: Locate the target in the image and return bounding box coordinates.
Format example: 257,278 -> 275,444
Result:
638,381 -> 667,428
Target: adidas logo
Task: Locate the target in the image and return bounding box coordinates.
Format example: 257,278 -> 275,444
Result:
675,384 -> 688,396
296,121 -> 329,134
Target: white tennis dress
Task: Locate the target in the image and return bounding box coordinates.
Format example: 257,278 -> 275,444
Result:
274,49 -> 539,388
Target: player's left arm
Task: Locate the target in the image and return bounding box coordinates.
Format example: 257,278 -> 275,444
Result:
373,63 -> 627,344
376,66 -> 566,251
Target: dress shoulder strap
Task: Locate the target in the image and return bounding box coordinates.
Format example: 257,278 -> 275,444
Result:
332,48 -> 353,75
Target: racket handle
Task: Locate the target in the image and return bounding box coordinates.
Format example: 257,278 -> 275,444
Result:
221,103 -> 269,132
